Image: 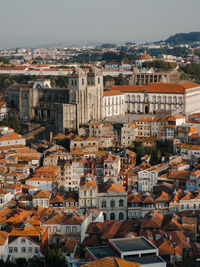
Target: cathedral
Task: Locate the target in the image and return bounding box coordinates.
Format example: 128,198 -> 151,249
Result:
7,67 -> 104,133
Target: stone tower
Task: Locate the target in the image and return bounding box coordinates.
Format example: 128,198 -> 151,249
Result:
68,67 -> 103,126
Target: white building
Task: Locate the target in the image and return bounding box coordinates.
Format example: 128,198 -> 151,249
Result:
8,236 -> 40,260
138,164 -> 169,192
0,127 -> 26,147
121,122 -> 138,146
102,91 -> 125,118
109,82 -> 200,115
97,182 -> 127,221
0,231 -> 9,262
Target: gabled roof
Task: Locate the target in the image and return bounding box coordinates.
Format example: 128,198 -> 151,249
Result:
157,237 -> 174,256
141,211 -> 164,229
155,192 -> 170,202
33,190 -> 51,199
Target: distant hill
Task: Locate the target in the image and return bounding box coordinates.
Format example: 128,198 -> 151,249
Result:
165,32 -> 200,44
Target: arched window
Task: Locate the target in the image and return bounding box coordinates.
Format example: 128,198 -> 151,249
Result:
119,199 -> 124,207
103,213 -> 107,221
110,200 -> 115,208
119,213 -> 124,220
101,200 -> 106,208
173,96 -> 177,104
110,213 -> 115,220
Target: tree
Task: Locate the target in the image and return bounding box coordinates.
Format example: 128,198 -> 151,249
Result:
0,115 -> 21,133
45,248 -> 67,267
0,57 -> 10,64
142,60 -> 176,71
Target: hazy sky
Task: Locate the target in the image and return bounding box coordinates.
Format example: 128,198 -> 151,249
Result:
1,0 -> 200,48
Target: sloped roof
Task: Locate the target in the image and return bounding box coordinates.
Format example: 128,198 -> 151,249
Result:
110,82 -> 199,94
81,257 -> 140,267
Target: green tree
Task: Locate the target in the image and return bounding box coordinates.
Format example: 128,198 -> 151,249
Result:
45,248 -> 67,267
0,57 -> 10,64
0,115 -> 21,133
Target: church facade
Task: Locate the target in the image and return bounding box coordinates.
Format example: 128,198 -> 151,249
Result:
7,67 -> 104,132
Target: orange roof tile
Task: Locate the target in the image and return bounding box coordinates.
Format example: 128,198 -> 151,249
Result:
82,256 -> 140,267
111,82 -> 199,94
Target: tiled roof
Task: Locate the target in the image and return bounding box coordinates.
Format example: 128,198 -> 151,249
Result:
81,257 -> 141,267
53,133 -> 67,139
168,170 -> 190,180
0,231 -> 8,246
34,190 -> 51,198
110,82 -> 199,94
155,192 -> 170,202
103,90 -> 124,97
0,132 -> 24,141
141,211 -> 164,229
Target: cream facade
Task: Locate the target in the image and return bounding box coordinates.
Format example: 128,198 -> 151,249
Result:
110,83 -> 200,115
121,122 -> 138,146
102,91 -> 125,118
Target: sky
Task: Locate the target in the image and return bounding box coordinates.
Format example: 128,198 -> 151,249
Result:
1,0 -> 200,49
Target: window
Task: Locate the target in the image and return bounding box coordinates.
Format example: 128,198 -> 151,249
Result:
102,200 -> 106,208
9,248 -> 12,254
110,213 -> 115,220
66,226 -> 71,233
119,212 -> 124,220
72,227 -> 77,233
14,247 -> 18,253
119,199 -> 124,207
103,213 -> 107,220
35,248 -> 39,254
28,247 -> 32,253
110,200 -> 115,208
21,238 -> 26,243
98,77 -> 100,84
22,247 -> 26,253
82,79 -> 84,85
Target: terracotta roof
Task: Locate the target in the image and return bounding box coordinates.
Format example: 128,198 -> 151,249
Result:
0,132 -> 24,142
81,257 -> 140,267
0,231 -> 8,246
34,190 -> 51,198
103,90 -> 124,97
157,237 -> 174,256
168,170 -> 190,180
50,193 -> 64,203
141,211 -> 164,229
0,188 -> 10,195
98,183 -> 125,193
54,133 -> 67,139
111,82 -> 199,94
168,114 -> 185,121
155,192 -> 170,202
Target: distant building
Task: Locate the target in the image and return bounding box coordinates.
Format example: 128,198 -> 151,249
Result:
129,67 -> 179,86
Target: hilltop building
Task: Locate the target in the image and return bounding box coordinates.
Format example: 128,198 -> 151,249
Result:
7,67 -> 103,132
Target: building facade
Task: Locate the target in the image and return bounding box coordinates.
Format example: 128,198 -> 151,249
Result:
110,82 -> 200,115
